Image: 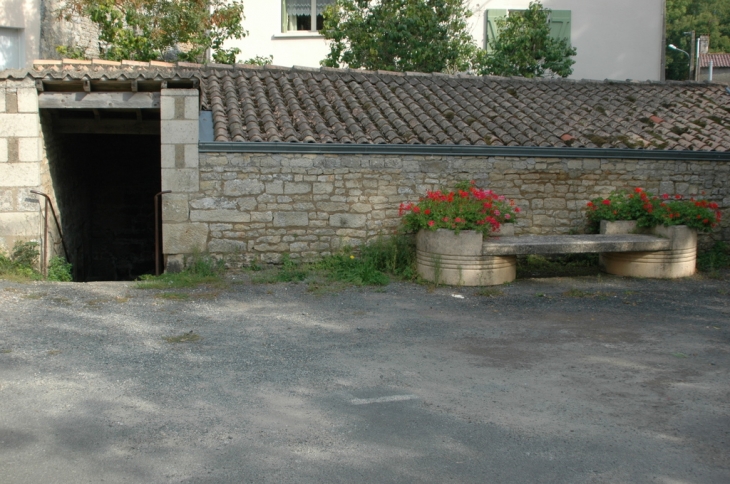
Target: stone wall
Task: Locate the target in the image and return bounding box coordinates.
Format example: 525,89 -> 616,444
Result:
170,152 -> 730,267
0,79 -> 43,258
40,0 -> 101,59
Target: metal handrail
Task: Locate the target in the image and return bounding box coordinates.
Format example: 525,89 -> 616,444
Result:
154,190 -> 171,275
30,191 -> 70,272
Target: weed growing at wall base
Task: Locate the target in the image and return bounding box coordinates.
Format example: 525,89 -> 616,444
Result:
250,235 -> 416,288
0,241 -> 42,282
137,251 -> 226,289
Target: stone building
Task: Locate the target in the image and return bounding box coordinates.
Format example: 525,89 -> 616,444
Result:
1,60 -> 728,280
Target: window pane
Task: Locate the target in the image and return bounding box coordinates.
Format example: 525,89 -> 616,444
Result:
0,28 -> 22,70
283,0 -> 334,31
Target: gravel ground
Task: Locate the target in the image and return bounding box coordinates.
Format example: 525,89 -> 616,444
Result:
0,271 -> 729,483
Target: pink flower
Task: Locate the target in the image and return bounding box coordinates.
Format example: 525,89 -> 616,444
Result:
602,199 -> 611,206
662,193 -> 669,200
505,213 -> 511,220
428,220 -> 435,227
494,210 -> 501,216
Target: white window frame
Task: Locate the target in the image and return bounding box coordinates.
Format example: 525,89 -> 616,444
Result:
280,0 -> 333,34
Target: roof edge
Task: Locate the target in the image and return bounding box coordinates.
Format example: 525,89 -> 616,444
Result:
198,142 -> 730,161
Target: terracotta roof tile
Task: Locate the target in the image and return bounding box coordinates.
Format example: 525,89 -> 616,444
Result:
700,53 -> 730,68
7,62 -> 730,151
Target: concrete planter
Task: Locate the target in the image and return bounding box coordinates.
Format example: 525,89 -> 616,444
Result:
599,221 -> 697,278
416,228 -> 516,286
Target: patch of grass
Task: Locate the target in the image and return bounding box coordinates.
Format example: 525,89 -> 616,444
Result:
137,250 -> 226,289
164,331 -> 201,343
0,241 -> 42,282
22,292 -> 46,300
475,288 -> 503,298
697,242 -> 730,273
517,254 -> 599,278
47,350 -> 62,356
156,292 -> 190,300
0,349 -> 12,354
114,296 -> 129,303
51,296 -> 71,305
253,235 -> 416,290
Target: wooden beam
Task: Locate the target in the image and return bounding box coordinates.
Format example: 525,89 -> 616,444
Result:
83,79 -> 91,92
35,79 -> 44,92
38,92 -> 161,109
131,79 -> 138,92
52,119 -> 160,135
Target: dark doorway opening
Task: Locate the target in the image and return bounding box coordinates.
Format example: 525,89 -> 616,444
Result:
45,116 -> 161,281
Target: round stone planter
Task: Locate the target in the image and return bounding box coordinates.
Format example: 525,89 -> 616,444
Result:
416,226 -> 516,286
599,221 -> 697,278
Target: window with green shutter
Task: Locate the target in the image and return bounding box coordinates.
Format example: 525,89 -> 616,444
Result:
548,10 -> 572,44
484,9 -> 507,52
484,9 -> 572,50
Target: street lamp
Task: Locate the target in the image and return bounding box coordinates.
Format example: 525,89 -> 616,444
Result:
669,44 -> 691,80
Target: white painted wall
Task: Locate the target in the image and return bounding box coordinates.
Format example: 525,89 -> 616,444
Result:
0,0 -> 41,69
227,0 -> 664,81
471,0 -> 665,81
226,0 -> 331,68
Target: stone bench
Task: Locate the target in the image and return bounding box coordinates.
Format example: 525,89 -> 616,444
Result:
416,221 -> 697,286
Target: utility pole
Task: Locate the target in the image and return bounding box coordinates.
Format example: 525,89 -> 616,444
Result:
685,31 -> 696,80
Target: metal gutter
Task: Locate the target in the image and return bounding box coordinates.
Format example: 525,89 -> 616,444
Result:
198,142 -> 730,161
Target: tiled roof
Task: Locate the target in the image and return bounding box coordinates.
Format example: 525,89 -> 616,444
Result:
4,60 -> 730,152
699,53 -> 730,68
202,66 -> 730,151
0,59 -> 202,89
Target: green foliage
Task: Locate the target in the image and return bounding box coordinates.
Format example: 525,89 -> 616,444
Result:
137,251 -> 225,289
252,236 -> 415,287
317,248 -> 390,286
63,0 -> 246,63
697,242 -> 730,272
11,241 -> 40,268
320,0 -> 477,73
241,55 -> 274,66
586,187 -> 722,233
47,256 -> 73,282
475,1 -> 576,78
666,0 -> 730,80
399,181 -> 520,236
55,45 -> 87,59
0,241 -> 42,281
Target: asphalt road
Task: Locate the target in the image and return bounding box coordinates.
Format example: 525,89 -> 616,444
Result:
1,272 -> 728,483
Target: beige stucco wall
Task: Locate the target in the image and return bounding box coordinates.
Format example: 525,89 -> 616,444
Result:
225,0 -> 664,81
0,0 -> 41,68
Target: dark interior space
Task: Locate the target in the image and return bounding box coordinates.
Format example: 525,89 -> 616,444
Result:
43,111 -> 161,281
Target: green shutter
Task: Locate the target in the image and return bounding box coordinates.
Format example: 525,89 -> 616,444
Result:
549,10 -> 571,44
282,0 -> 288,32
484,9 -> 508,52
